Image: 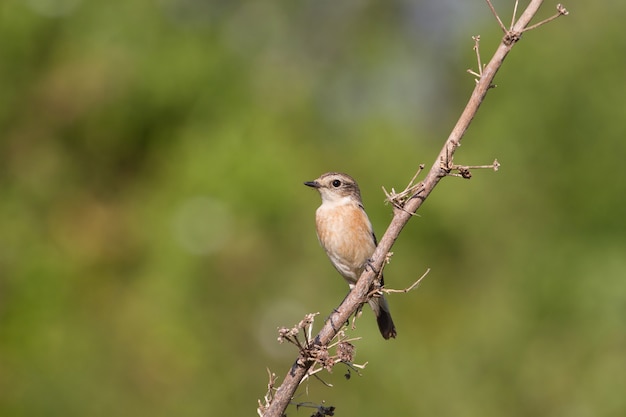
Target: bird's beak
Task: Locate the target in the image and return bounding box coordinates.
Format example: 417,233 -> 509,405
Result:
304,180 -> 320,188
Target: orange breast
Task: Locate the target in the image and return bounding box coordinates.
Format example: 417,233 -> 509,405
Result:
315,203 -> 376,282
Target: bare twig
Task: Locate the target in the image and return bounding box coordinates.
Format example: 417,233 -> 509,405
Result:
467,36 -> 484,82
257,369 -> 278,417
486,0 -> 507,33
511,0 -> 520,30
383,164 -> 425,211
444,158 -> 501,179
261,1 -> 567,416
467,36 -> 498,89
384,268 -> 431,294
523,3 -> 569,32
488,0 -> 569,45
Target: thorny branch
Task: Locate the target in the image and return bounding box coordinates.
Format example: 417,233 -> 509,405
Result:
258,314 -> 366,416
277,315 -> 365,380
261,1 -> 567,416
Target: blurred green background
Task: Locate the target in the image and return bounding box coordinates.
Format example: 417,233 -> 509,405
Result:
1,0 -> 625,416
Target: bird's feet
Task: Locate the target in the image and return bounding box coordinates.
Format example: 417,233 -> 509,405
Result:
364,258 -> 379,275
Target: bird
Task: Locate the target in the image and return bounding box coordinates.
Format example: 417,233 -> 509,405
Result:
304,172 -> 397,339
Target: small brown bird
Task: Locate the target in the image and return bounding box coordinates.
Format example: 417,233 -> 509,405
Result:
305,172 -> 396,339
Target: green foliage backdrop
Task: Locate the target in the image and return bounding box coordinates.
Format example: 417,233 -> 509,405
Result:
1,1 -> 625,416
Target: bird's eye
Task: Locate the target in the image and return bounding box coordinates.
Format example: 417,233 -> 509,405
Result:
332,179 -> 341,188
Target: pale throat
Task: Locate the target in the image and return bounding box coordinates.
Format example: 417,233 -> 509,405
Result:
319,193 -> 356,207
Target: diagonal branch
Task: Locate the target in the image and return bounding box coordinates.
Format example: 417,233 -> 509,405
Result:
261,1 -> 567,416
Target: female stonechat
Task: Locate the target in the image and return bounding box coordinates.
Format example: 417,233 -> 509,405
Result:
305,172 -> 397,339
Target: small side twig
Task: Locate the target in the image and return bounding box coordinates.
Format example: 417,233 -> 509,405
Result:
510,0 -> 520,30
257,368 -> 279,417
383,164 -> 426,211
441,152 -> 500,179
277,313 -> 319,351
487,0 -> 569,45
467,36 -> 497,88
523,3 -> 569,32
383,268 -> 430,295
486,0 -> 508,33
